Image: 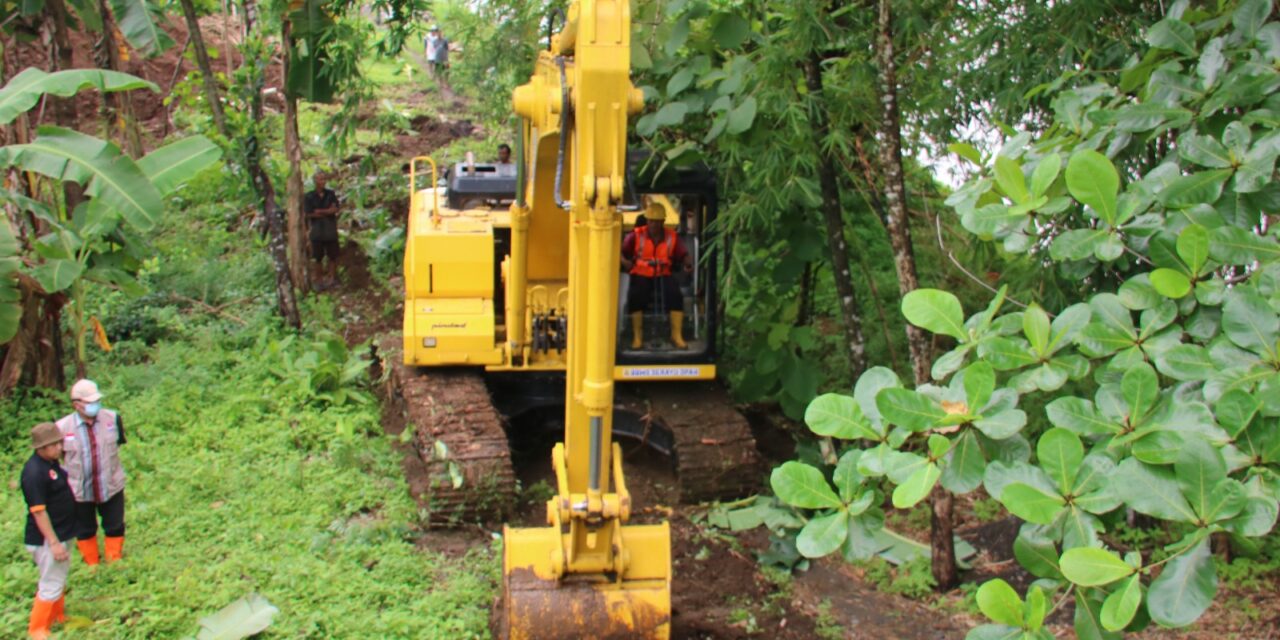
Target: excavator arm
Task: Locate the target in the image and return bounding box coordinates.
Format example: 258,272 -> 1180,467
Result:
501,1 -> 671,638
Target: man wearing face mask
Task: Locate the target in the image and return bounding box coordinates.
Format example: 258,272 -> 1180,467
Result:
55,379 -> 127,566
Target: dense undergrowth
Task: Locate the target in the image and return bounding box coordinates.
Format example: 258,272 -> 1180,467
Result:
0,171 -> 496,638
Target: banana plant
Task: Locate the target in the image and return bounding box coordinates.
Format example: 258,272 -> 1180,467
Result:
982,301 -> 1092,392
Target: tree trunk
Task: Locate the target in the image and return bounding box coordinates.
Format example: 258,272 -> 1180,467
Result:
875,0 -> 954,589
0,275 -> 66,396
242,0 -> 300,330
282,19 -> 309,292
45,0 -> 85,211
178,0 -> 231,139
93,1 -> 145,158
802,53 -> 867,377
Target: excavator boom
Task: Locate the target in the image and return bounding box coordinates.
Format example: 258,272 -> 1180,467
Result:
501,1 -> 671,637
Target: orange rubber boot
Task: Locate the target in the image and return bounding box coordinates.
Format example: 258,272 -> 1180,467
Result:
77,538 -> 100,566
28,597 -> 54,640
50,594 -> 66,625
104,536 -> 124,563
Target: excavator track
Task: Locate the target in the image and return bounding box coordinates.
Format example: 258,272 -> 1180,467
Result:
619,381 -> 764,504
381,347 -> 517,524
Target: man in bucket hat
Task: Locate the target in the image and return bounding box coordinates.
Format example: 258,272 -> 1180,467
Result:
56,379 -> 128,566
21,422 -> 76,639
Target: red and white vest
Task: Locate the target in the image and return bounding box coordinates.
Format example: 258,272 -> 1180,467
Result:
630,229 -> 678,277
56,410 -> 125,503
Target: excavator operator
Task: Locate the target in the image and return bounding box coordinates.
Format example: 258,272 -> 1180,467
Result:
622,201 -> 692,350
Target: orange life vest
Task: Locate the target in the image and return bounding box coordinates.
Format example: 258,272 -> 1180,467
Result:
630,229 -> 677,277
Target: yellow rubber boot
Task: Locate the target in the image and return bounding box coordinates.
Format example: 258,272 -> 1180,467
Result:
630,312 -> 644,349
669,311 -> 687,349
77,538 -> 100,566
28,596 -> 54,640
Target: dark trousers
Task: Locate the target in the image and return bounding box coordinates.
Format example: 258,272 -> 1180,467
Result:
75,490 -> 125,539
627,275 -> 684,313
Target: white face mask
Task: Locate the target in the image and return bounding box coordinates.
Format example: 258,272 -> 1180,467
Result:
83,402 -> 101,418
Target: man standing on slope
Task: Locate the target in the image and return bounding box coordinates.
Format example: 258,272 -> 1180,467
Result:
424,25 -> 451,95
22,422 -> 76,639
57,379 -> 128,567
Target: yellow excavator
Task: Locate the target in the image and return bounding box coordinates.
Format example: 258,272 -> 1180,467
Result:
391,1 -> 761,636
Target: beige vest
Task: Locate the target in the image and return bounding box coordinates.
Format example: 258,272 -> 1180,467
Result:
56,410 -> 126,503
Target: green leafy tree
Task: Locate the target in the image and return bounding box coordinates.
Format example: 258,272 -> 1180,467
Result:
771,1 -> 1280,636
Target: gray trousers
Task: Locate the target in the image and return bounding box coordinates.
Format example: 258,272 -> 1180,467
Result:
25,540 -> 72,600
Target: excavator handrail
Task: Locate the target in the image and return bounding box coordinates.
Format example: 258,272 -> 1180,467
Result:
408,155 -> 441,226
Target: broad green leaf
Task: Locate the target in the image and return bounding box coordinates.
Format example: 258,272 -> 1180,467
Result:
1121,363 -> 1159,421
1232,0 -> 1272,40
194,592 -> 278,640
854,366 -> 900,425
1023,304 -> 1051,355
725,96 -> 757,135
1154,344 -> 1214,382
950,143 -> 982,165
1146,18 -> 1197,56
981,337 -> 1039,370
0,126 -> 162,232
901,289 -> 966,340
1132,430 -> 1185,465
1117,458 -> 1197,522
962,361 -> 996,410
1149,268 -> 1191,298
892,462 -> 941,509
0,68 -> 157,125
975,579 -> 1024,627
1049,228 -> 1107,261
137,136 -> 222,196
805,394 -> 872,440
1066,150 -> 1119,224
1178,132 -> 1232,168
711,14 -> 751,49
1030,153 -> 1061,198
985,461 -> 1056,500
1038,428 -> 1083,496
964,624 -> 1023,640
928,433 -> 951,458
663,16 -> 689,55
1075,590 -> 1123,640
1025,586 -> 1048,631
1174,439 -> 1227,523
769,462 -> 841,510
973,410 -> 1027,440
652,102 -> 689,127
995,156 -> 1029,204
665,69 -> 694,97
941,429 -> 986,494
796,511 -> 848,558
1000,483 -> 1064,525
1146,538 -> 1216,627
109,0 -> 171,56
1049,303 -> 1092,352
1222,288 -> 1279,357
1100,574 -> 1142,631
30,258 -> 84,293
1208,227 -> 1280,264
1176,224 -> 1210,273
1214,389 -> 1259,438
876,388 -> 945,432
1046,397 -> 1115,435
1073,456 -> 1123,514
1060,547 -> 1135,586
1014,532 -> 1061,579
833,449 -> 864,503
1158,170 -> 1232,209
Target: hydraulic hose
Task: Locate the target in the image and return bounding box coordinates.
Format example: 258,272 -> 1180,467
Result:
554,56 -> 572,211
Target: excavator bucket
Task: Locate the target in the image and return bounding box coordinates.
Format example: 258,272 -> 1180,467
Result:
502,523 -> 671,639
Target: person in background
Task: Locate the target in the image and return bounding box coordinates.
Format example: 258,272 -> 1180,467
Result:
56,379 -> 127,568
424,25 -> 451,94
621,202 -> 693,350
497,143 -> 512,164
22,422 -> 76,639
306,172 -> 342,289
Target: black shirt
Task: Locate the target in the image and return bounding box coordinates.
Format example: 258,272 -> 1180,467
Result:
305,188 -> 340,242
21,453 -> 76,546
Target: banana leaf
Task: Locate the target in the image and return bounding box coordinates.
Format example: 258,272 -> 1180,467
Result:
107,0 -> 174,56
0,68 -> 157,125
137,135 -> 223,195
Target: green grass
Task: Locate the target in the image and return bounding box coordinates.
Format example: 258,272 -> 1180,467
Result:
0,193 -> 497,638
